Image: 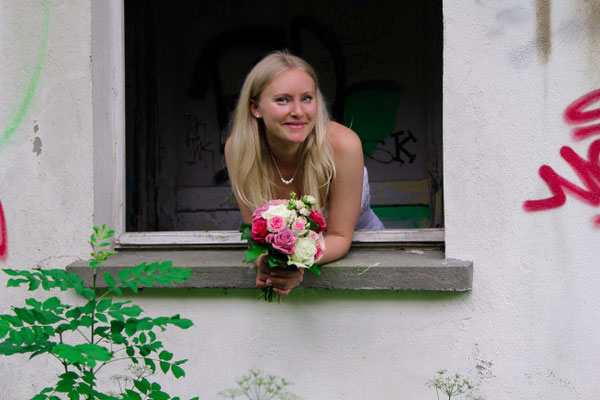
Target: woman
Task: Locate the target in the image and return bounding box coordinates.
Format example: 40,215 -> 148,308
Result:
225,50 -> 384,296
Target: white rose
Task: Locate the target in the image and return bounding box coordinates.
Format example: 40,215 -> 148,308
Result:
298,207 -> 310,217
302,195 -> 317,206
288,237 -> 317,268
262,204 -> 293,223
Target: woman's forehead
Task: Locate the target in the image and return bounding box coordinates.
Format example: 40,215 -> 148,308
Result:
263,69 -> 316,94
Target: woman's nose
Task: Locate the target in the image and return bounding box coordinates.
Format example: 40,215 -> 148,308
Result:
290,101 -> 304,117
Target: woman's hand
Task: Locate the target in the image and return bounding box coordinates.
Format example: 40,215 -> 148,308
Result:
255,253 -> 304,295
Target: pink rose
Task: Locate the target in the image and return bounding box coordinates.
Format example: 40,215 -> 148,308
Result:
315,246 -> 323,261
267,215 -> 285,232
309,210 -> 327,233
266,228 -> 297,255
291,217 -> 307,235
313,232 -> 325,261
251,219 -> 268,242
252,203 -> 270,221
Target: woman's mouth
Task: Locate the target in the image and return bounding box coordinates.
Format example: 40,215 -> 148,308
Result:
284,122 -> 306,130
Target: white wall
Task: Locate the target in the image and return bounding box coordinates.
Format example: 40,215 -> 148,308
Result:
444,0 -> 600,398
1,1 -> 599,399
0,0 -> 94,395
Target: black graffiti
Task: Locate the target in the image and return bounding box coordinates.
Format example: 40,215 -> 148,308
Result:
183,114 -> 215,169
364,130 -> 417,165
332,10 -> 400,46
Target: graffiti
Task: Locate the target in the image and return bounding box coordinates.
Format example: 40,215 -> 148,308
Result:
182,0 -> 258,21
523,89 -> 600,226
364,130 -> 417,165
332,9 -> 399,46
564,89 -> 600,140
345,51 -> 389,79
0,200 -> 6,261
0,2 -> 49,260
183,114 -> 215,169
0,0 -> 49,149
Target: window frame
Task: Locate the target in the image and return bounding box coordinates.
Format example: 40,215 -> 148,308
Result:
93,1 -> 444,249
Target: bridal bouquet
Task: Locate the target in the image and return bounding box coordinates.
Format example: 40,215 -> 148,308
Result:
240,193 -> 326,302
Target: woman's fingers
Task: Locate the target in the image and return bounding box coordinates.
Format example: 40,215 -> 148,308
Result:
254,253 -> 305,294
273,287 -> 292,296
265,268 -> 304,291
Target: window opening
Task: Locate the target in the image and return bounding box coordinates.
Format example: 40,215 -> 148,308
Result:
125,0 -> 443,232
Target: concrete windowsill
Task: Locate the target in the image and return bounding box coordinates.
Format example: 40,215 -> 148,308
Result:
66,248 -> 472,291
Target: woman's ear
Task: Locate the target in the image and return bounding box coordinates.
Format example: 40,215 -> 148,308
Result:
250,100 -> 260,118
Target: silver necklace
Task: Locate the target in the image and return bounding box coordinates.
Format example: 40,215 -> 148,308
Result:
269,150 -> 300,185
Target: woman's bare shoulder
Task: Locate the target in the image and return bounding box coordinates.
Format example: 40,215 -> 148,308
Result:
327,121 -> 362,153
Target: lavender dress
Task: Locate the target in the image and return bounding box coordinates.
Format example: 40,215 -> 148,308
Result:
355,167 -> 385,229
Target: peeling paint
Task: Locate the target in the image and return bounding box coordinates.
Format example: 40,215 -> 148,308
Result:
0,0 -> 50,149
586,0 -> 600,75
572,0 -> 600,80
535,0 -> 552,63
33,136 -> 42,156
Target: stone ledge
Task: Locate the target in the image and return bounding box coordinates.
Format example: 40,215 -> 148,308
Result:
66,248 -> 472,291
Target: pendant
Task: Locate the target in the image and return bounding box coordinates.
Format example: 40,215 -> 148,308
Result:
281,177 -> 294,185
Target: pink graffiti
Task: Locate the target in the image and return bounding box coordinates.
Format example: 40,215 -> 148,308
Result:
564,89 -> 600,141
0,200 -> 6,260
523,89 -> 600,227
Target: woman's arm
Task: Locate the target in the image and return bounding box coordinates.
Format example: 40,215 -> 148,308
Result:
319,122 -> 364,264
225,137 -> 303,295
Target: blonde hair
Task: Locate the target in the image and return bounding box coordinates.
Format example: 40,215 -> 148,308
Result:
227,50 -> 336,210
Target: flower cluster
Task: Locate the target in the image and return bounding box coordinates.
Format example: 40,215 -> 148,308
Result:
247,194 -> 325,269
240,193 -> 326,302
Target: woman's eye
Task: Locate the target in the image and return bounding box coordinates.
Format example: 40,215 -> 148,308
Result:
276,97 -> 288,104
302,96 -> 313,102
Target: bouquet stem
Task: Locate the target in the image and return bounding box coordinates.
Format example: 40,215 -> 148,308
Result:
259,287 -> 281,303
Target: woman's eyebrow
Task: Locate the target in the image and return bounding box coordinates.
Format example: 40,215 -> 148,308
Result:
271,91 -> 315,97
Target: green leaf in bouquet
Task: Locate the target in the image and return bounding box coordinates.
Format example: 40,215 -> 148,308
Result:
244,245 -> 267,263
306,216 -> 319,232
267,252 -> 287,268
240,223 -> 252,240
308,264 -> 321,276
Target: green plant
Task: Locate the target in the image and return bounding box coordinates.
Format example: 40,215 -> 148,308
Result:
109,365 -> 154,397
0,225 -> 198,400
426,369 -> 483,400
218,369 -> 301,400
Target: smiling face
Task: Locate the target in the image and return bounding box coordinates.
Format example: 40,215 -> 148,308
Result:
251,68 -> 317,150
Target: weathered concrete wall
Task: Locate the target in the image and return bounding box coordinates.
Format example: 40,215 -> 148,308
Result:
1,1 -> 600,399
0,0 -> 94,396
444,0 -> 600,398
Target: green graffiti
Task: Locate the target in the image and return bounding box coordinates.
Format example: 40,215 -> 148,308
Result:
342,89 -> 401,156
0,0 -> 50,148
372,205 -> 431,229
